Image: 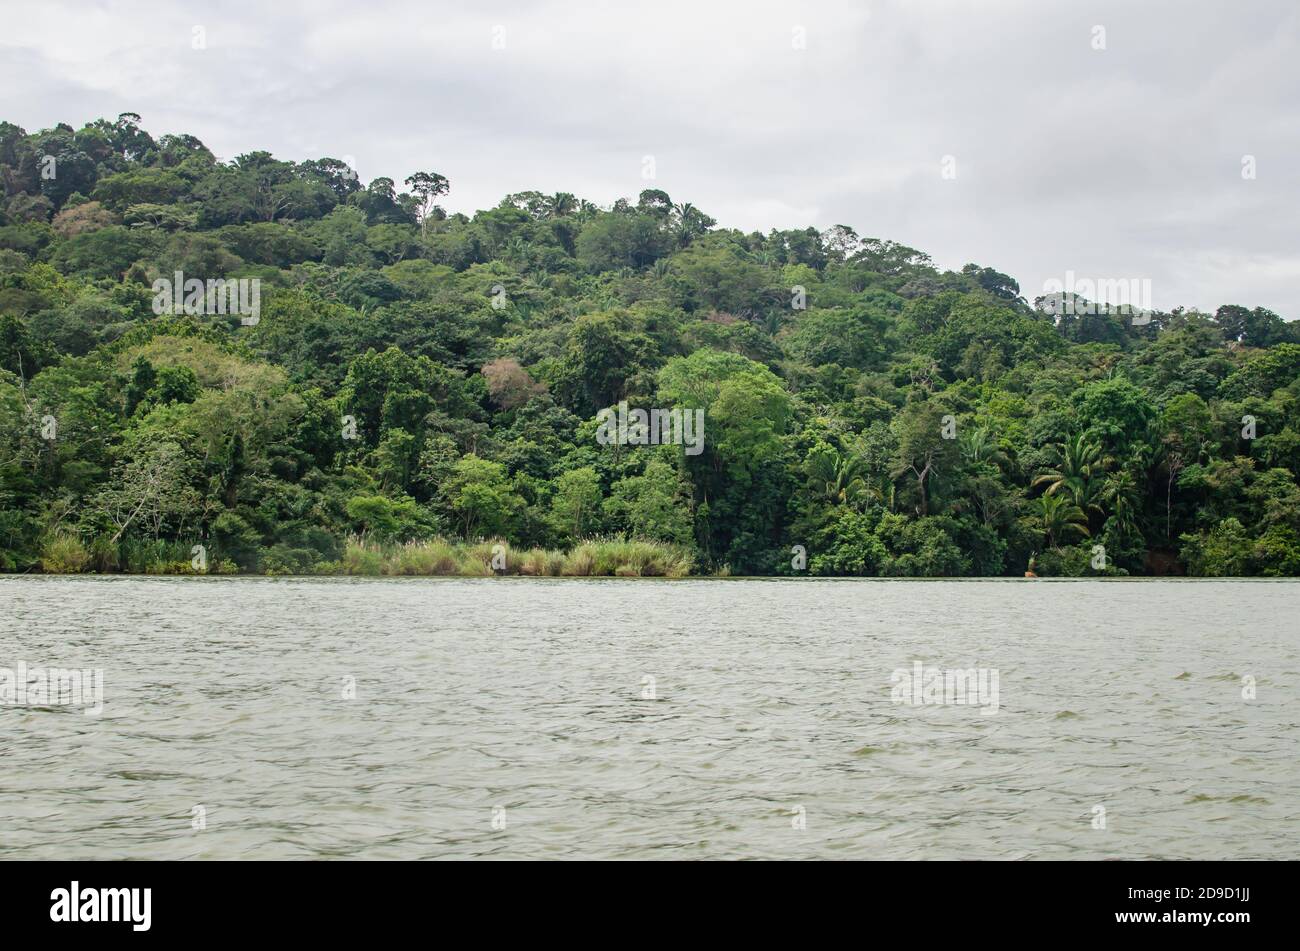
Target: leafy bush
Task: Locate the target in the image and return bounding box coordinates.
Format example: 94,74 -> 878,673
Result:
40,533 -> 90,573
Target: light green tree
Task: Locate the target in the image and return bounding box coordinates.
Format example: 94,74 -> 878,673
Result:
548,467 -> 603,540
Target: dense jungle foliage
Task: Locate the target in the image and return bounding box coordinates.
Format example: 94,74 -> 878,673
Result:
3,115 -> 1299,576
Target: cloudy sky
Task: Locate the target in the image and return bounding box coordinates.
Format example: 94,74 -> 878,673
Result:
3,0 -> 1297,315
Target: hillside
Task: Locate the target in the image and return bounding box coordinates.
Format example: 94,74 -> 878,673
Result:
2,114 -> 1298,576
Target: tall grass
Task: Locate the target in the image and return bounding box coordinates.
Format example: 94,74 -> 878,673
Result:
34,532 -> 698,578
119,538 -> 204,574
40,533 -> 91,573
38,535 -> 221,574
340,536 -> 694,578
562,537 -> 694,577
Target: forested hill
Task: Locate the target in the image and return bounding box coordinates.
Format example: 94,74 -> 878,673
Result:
2,114 -> 1299,577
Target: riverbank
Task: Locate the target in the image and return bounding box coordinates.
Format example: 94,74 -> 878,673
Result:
30,534 -> 698,578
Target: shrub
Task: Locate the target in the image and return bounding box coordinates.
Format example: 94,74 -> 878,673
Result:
390,540 -> 459,575
40,533 -> 90,573
563,545 -> 596,576
341,538 -> 384,576
282,535 -> 694,578
261,545 -> 319,576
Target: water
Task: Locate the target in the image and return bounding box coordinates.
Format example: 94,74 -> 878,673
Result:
1,576 -> 1296,860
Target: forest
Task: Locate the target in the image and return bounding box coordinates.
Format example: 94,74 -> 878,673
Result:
2,114 -> 1298,577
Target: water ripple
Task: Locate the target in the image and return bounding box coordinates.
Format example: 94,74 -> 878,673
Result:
0,576 -> 1296,859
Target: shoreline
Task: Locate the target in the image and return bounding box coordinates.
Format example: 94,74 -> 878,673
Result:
6,572 -> 1293,582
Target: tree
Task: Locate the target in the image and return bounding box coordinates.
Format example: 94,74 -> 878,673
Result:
339,347 -> 465,448
1219,343 -> 1300,400
93,440 -> 199,543
1072,377 -> 1155,458
546,192 -> 578,218
556,311 -> 659,416
1214,305 -> 1288,348
1100,469 -> 1141,540
548,467 -> 602,540
636,188 -> 673,220
1180,518 -> 1250,576
1161,393 -> 1217,463
604,457 -> 693,544
344,494 -> 425,542
670,202 -> 716,247
806,444 -> 869,509
51,201 -> 117,238
300,157 -> 362,202
667,242 -> 773,317
1032,434 -> 1103,508
0,314 -> 53,378
1024,493 -> 1090,549
349,177 -> 413,225
957,426 -> 1015,528
575,212 -> 672,271
783,307 -> 887,370
404,171 -> 450,236
962,263 -> 1020,301
892,402 -> 958,517
482,358 -> 544,410
658,348 -> 792,477
441,455 -> 521,539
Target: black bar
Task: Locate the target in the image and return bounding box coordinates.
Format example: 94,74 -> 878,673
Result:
0,860 -> 1280,938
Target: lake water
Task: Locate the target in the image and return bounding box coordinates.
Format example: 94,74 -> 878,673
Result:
1,576 -> 1296,860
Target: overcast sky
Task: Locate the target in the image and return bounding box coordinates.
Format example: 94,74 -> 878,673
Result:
3,0 -> 1297,315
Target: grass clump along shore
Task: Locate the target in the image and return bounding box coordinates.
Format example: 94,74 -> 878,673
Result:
35,533 -> 696,578
340,536 -> 693,578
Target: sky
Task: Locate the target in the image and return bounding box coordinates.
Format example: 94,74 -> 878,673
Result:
3,0 -> 1298,315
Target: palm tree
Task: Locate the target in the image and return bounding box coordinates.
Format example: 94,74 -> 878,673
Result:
1024,493 -> 1090,549
1100,469 -> 1140,539
1032,434 -> 1102,506
960,425 -> 1010,470
762,311 -> 786,336
954,426 -> 1015,527
671,202 -> 715,247
503,236 -> 530,265
547,192 -> 577,218
808,451 -> 871,509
